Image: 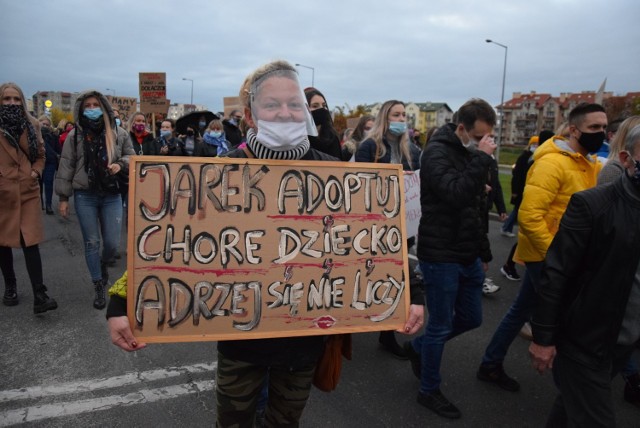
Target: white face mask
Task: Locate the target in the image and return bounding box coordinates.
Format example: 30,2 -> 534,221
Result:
256,120 -> 307,152
529,144 -> 538,153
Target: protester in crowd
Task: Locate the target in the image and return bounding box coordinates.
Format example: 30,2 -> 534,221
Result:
58,120 -> 74,149
128,112 -> 156,155
477,103 -> 606,394
111,108 -> 124,129
598,116 -> 640,184
403,99 -> 497,419
305,87 -> 342,159
342,114 -> 373,161
38,115 -> 61,215
106,59 -> 426,426
195,118 -> 230,157
55,90 -> 134,310
500,131 -> 554,282
222,109 -> 243,149
596,115 -> 640,408
156,118 -> 188,156
56,118 -> 68,139
0,82 -> 57,313
179,125 -> 200,156
354,100 -> 421,359
529,124 -> 640,426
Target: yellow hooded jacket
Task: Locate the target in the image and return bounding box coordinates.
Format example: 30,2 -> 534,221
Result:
514,137 -> 602,263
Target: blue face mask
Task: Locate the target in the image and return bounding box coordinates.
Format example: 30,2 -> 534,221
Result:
160,130 -> 172,138
83,107 -> 103,121
209,131 -> 222,138
115,118 -> 121,127
388,121 -> 407,135
199,121 -> 206,128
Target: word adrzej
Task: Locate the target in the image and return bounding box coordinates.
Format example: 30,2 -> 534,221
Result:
134,270 -> 405,331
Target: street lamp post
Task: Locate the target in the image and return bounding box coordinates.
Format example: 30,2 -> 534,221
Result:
106,88 -> 116,96
182,78 -> 194,104
294,64 -> 315,87
486,39 -> 508,162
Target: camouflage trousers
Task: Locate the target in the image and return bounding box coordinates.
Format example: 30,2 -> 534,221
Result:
215,351 -> 315,428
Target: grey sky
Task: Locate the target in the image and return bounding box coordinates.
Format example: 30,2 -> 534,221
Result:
2,0 -> 639,113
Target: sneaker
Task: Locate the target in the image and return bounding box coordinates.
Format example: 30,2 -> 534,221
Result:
500,265 -> 521,281
519,322 -> 533,341
482,278 -> 500,295
417,389 -> 461,419
477,363 -> 520,392
403,341 -> 421,379
501,230 -> 516,238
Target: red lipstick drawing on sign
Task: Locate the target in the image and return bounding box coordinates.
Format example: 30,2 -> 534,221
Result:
323,258 -> 334,275
314,315 -> 337,329
365,258 -> 375,276
284,265 -> 293,282
323,214 -> 334,232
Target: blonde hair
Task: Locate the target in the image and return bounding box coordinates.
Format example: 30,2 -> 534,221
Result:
207,119 -> 223,131
608,116 -> 640,160
367,100 -> 412,164
240,60 -> 297,109
555,121 -> 570,138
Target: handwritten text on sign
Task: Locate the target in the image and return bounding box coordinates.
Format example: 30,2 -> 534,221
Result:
127,157 -> 410,343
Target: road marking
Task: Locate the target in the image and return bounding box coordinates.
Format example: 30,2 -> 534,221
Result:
0,380 -> 216,425
0,362 -> 216,403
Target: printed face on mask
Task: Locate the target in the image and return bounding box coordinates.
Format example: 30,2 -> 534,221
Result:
253,77 -> 307,123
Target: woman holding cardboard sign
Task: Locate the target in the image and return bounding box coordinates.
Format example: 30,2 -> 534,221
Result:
355,100 -> 422,359
108,60 -> 335,427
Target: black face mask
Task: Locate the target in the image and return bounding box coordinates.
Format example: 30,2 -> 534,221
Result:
629,159 -> 640,187
577,130 -> 605,153
186,130 -> 194,137
311,108 -> 332,127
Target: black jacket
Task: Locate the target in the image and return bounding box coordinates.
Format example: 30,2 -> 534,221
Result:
222,119 -> 243,149
355,137 -> 421,171
417,123 -> 493,264
532,176 -> 640,369
510,149 -> 533,206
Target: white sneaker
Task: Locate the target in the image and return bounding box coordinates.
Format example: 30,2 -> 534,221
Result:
482,277 -> 501,295
501,230 -> 516,238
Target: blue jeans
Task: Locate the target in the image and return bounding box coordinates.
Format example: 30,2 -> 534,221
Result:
501,205 -> 519,233
74,190 -> 123,281
481,261 -> 543,365
412,259 -> 484,393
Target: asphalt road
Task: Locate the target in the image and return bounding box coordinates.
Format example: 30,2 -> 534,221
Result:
0,200 -> 637,427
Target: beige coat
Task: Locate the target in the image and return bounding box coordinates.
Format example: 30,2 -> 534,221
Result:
0,117 -> 45,247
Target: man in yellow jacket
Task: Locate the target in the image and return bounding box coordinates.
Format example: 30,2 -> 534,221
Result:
477,103 -> 607,390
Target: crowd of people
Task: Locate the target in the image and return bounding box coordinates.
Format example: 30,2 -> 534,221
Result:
1,59 -> 639,426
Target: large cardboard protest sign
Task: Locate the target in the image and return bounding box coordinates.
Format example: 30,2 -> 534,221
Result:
139,72 -> 168,114
127,157 -> 410,343
106,96 -> 137,122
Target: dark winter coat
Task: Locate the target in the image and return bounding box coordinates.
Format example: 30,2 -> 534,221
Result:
417,123 -> 493,264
